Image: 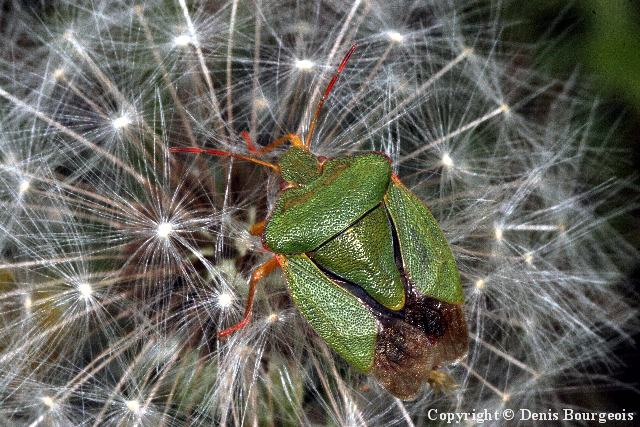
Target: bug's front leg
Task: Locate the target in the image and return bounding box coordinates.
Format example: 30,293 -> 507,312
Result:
217,256 -> 279,338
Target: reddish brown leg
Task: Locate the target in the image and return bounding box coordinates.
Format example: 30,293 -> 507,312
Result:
249,220 -> 266,236
217,256 -> 279,338
240,130 -> 259,153
239,131 -> 306,156
258,133 -> 304,154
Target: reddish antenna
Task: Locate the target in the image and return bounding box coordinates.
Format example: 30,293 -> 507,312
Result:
168,146 -> 279,172
304,43 -> 358,148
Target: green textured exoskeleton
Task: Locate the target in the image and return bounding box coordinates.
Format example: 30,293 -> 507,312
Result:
264,147 -> 468,399
172,44 -> 467,400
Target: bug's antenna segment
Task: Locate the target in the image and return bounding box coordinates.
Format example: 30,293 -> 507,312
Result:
169,147 -> 280,172
305,43 -> 358,148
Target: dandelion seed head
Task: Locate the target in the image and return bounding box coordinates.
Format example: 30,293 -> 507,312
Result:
385,30 -> 404,43
0,0 -> 636,424
294,59 -> 314,71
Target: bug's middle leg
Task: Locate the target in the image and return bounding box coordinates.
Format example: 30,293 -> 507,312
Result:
217,256 -> 279,338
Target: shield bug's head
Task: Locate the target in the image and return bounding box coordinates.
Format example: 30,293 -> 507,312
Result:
169,44 -> 357,181
278,146 -> 321,185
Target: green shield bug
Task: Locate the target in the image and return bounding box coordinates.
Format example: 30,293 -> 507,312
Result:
171,44 -> 468,400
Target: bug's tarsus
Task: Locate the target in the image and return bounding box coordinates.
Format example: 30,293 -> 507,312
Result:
169,146 -> 280,172
305,43 -> 358,148
217,256 -> 280,338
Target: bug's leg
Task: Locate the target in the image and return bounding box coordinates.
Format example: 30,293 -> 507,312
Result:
217,256 -> 279,338
259,133 -> 305,154
249,220 -> 265,236
240,130 -> 259,153
242,132 -> 305,156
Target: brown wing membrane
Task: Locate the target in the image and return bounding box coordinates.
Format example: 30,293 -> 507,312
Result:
370,285 -> 468,400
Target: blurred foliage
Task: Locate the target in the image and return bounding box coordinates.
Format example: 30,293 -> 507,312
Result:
505,0 -> 640,168
505,1 -> 640,251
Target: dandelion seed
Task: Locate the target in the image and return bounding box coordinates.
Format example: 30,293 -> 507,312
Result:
494,226 -> 504,241
441,153 -> 454,168
295,59 -> 314,71
112,114 -> 131,130
173,34 -> 192,47
253,97 -> 269,110
77,282 -> 92,299
40,396 -> 55,408
294,22 -> 312,35
156,222 -> 173,239
385,30 -> 404,43
52,68 -> 65,81
524,252 -> 534,265
125,399 -> 142,414
266,313 -> 279,324
217,292 -> 233,309
18,179 -> 30,195
23,295 -> 33,311
475,279 -> 486,290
